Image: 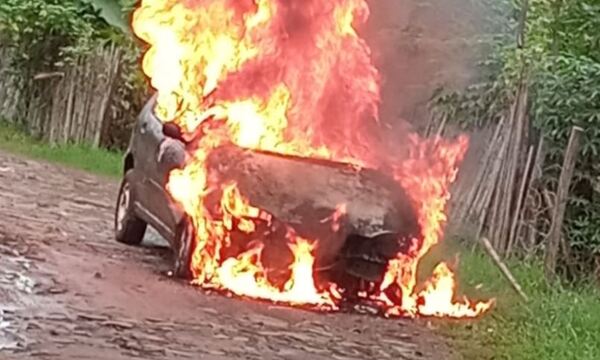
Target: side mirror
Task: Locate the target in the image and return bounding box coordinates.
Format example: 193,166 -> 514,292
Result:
162,122 -> 185,142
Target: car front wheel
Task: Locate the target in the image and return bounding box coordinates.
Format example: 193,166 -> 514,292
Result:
115,170 -> 147,245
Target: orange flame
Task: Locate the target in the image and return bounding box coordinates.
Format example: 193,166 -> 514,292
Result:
372,136 -> 494,317
417,262 -> 494,318
132,0 -> 492,318
219,234 -> 339,307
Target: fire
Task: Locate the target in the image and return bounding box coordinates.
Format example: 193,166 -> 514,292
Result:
417,263 -> 494,318
218,234 -> 339,307
132,0 -> 492,318
373,136 -> 494,317
214,184 -> 340,309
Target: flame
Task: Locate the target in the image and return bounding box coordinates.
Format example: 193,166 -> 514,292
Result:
132,0 -> 492,318
169,178 -> 339,307
218,233 -> 339,307
417,263 -> 494,318
372,136 -> 494,317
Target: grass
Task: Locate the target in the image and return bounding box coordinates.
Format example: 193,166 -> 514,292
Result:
0,120 -> 123,178
433,242 -> 600,360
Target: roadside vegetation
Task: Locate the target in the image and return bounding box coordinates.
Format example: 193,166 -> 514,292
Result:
0,0 -> 144,150
0,120 -> 122,177
429,1 -> 600,358
437,247 -> 600,360
433,0 -> 600,273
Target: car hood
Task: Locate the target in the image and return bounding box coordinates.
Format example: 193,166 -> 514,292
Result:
204,145 -> 420,266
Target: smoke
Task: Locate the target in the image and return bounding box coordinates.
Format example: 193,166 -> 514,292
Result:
363,0 -> 492,132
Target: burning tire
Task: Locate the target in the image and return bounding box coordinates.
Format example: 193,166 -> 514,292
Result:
173,217 -> 195,279
114,170 -> 147,245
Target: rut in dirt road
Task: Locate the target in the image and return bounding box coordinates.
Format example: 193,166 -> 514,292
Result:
0,150 -> 452,360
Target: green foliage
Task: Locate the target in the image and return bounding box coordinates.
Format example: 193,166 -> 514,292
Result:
534,54 -> 600,261
0,0 -> 113,67
0,0 -> 135,71
430,0 -> 524,129
441,249 -> 600,360
430,45 -> 519,129
86,0 -> 131,34
528,1 -> 600,61
0,0 -> 145,150
432,0 -> 600,266
530,0 -> 600,260
0,120 -> 122,178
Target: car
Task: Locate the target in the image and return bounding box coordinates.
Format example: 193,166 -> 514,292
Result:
114,95 -> 420,287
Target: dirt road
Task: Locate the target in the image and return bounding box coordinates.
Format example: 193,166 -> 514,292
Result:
0,150 -> 452,360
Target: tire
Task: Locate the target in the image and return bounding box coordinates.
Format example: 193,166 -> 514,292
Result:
115,170 -> 147,245
173,217 -> 195,279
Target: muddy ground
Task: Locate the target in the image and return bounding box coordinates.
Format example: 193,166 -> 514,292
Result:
0,150 -> 453,360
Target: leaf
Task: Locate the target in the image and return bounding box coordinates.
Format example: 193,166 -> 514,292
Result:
85,0 -> 130,34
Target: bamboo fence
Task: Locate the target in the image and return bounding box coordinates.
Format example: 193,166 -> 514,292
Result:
0,44 -> 123,147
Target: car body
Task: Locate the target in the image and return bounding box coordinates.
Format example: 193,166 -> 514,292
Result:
114,96 -> 420,283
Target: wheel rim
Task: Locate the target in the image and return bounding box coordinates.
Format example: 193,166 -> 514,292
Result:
116,182 -> 131,232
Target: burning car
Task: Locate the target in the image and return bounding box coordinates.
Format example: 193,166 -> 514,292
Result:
114,0 -> 493,317
115,96 -> 420,287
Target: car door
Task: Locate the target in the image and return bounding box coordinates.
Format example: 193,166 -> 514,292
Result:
134,99 -> 180,239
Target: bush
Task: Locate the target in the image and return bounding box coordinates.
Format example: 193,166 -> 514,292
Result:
0,0 -> 114,70
530,1 -> 600,265
432,0 -> 600,273
534,55 -> 600,264
0,0 -> 147,150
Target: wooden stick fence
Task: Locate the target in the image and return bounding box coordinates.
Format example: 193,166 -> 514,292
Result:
0,44 -> 123,147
